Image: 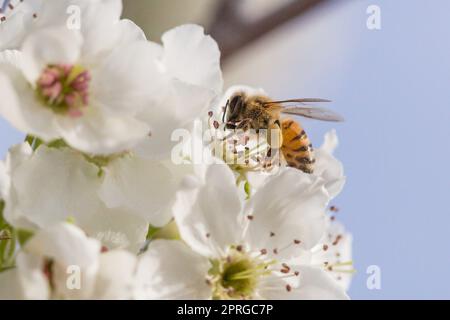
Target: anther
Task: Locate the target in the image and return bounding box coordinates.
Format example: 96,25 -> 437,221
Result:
330,206 -> 339,212
332,235 -> 343,246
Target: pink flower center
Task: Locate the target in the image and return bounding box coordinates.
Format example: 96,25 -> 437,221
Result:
36,64 -> 91,118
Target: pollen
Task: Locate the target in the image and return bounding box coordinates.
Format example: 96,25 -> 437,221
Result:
208,247 -> 274,300
36,64 -> 91,117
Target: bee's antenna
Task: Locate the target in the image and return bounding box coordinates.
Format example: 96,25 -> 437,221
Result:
222,99 -> 229,127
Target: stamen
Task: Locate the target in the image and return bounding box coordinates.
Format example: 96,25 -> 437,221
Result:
210,247 -> 277,300
277,239 -> 301,254
332,235 -> 343,246
36,64 -> 91,117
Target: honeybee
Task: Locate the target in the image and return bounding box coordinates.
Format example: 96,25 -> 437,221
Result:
223,92 -> 344,174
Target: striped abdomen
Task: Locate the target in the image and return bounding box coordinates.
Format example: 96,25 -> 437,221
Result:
280,118 -> 315,174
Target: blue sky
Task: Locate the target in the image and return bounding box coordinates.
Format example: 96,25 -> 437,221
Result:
291,0 -> 450,299
1,0 -> 449,299
224,0 -> 450,298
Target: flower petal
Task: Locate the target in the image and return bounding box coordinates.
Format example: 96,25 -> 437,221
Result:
0,64 -> 60,141
93,250 -> 138,299
82,19 -> 146,64
314,149 -> 345,199
135,79 -> 215,158
21,27 -> 82,83
173,164 -> 242,257
34,0 -> 122,38
0,159 -> 9,200
55,108 -> 150,155
78,205 -> 148,254
5,145 -> 102,229
136,240 -> 210,299
98,154 -> 178,227
292,266 -> 349,300
24,222 -> 101,299
0,252 -> 49,300
244,167 -> 329,259
258,266 -> 348,300
161,24 -> 223,94
314,130 -> 345,199
25,222 -> 101,267
0,269 -> 27,300
321,129 -> 339,154
311,218 -> 353,291
90,40 -> 163,115
0,0 -> 36,50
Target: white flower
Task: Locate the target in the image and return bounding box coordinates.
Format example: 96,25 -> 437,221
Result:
0,7 -> 160,154
3,141 -> 186,249
137,163 -> 348,299
0,0 -> 129,53
135,24 -> 223,158
0,222 -> 141,299
2,143 -> 150,252
4,143 -> 101,230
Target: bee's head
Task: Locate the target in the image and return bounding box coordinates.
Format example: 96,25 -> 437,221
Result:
224,94 -> 245,129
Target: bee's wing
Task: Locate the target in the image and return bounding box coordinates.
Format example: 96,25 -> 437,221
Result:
265,98 -> 332,104
280,106 -> 345,122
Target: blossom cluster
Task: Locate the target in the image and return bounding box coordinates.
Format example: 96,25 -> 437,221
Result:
0,0 -> 353,300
